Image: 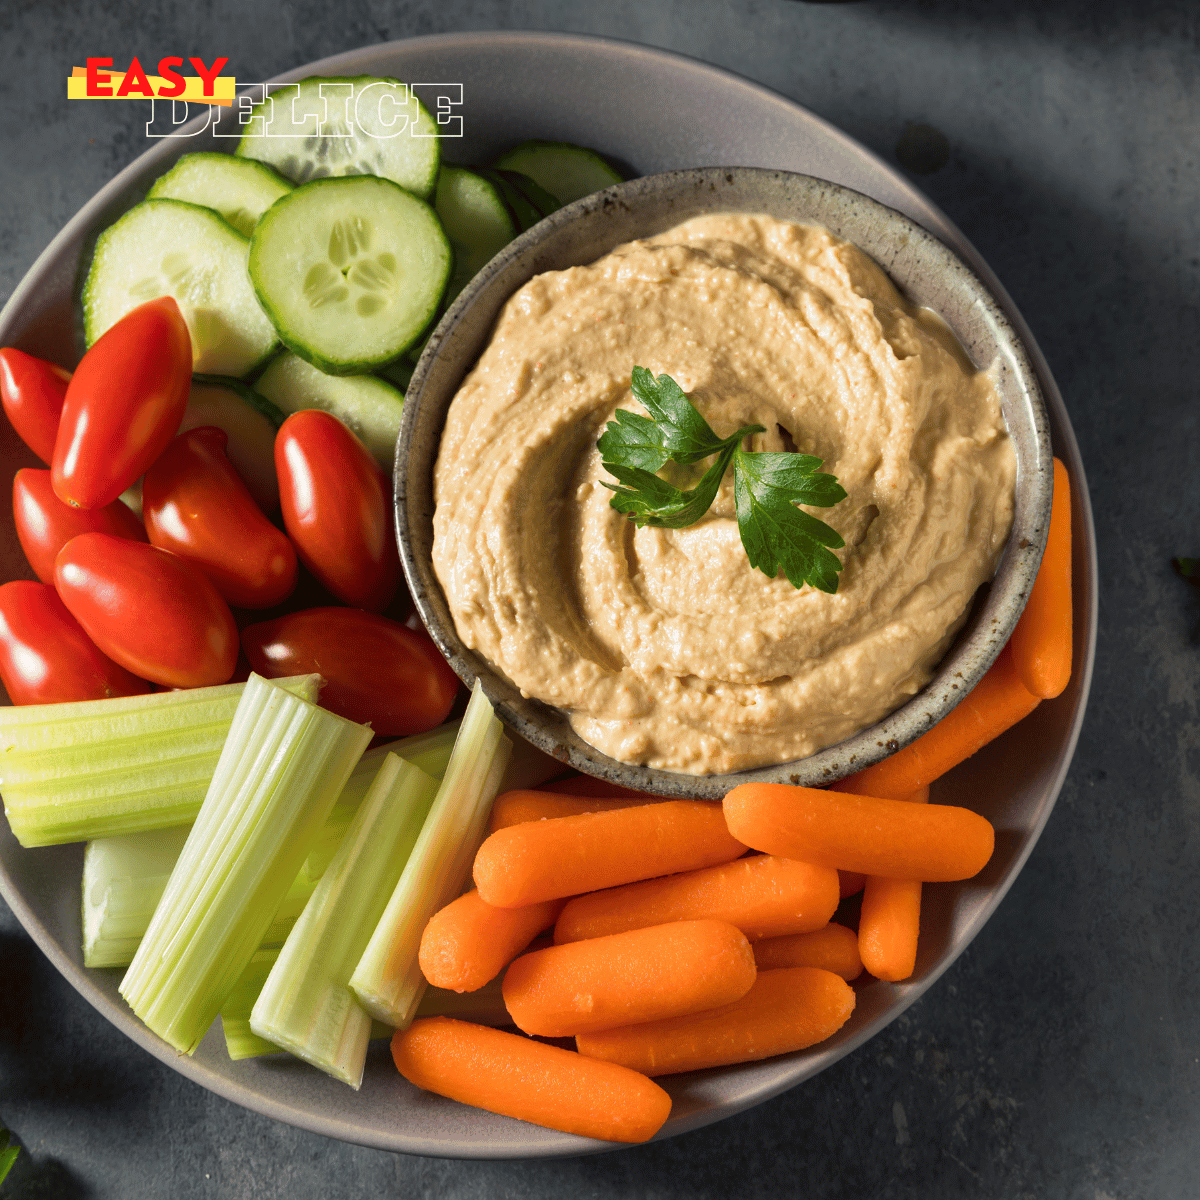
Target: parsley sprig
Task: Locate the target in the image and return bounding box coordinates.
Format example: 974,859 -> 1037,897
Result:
598,367 -> 848,593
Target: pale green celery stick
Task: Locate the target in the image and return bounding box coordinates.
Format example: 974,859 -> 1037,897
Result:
1,674 -> 320,848
222,950 -> 394,1061
119,674 -> 372,1054
350,683 -> 510,1029
221,949 -> 284,1060
82,826 -> 192,968
415,975 -> 510,1026
303,722 -> 459,879
251,753 -> 440,1087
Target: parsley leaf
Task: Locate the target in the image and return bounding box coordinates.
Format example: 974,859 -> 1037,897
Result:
598,368 -> 847,593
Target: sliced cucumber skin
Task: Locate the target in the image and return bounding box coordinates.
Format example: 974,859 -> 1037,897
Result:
254,351 -> 404,469
434,166 -> 519,307
148,152 -> 292,237
82,198 -> 278,378
248,175 -> 451,376
493,140 -> 624,206
191,373 -> 286,427
234,75 -> 441,199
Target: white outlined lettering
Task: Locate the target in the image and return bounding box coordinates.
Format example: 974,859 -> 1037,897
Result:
143,82 -> 465,138
145,98 -> 213,138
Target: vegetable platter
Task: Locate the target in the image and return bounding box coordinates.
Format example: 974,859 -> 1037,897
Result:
0,32 -> 1097,1158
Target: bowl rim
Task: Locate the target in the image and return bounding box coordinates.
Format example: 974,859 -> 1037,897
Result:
397,165 -> 1054,797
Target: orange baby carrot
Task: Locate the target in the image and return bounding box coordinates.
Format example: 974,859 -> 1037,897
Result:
575,966 -> 855,1076
748,921 -> 864,979
833,643 -> 1041,799
1010,456 -> 1073,699
752,923 -> 863,981
723,782 -> 993,881
419,888 -> 566,993
858,875 -> 923,982
553,854 -> 839,944
474,800 -> 747,908
487,789 -> 646,833
392,1016 -> 672,1143
502,918 -> 756,1037
849,785 -> 930,982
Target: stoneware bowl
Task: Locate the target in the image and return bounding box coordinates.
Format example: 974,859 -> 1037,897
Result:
398,166 -> 1054,799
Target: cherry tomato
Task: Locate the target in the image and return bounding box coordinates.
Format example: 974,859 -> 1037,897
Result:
52,297 -> 192,510
274,410 -> 400,612
0,348 -> 70,465
55,531 -> 238,688
0,580 -> 150,704
241,607 -> 460,735
142,427 -> 298,609
13,467 -> 147,586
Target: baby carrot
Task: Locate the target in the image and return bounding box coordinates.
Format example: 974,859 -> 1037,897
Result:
419,889 -> 566,993
858,876 -> 923,982
851,785 -> 929,982
832,643 -> 1041,799
752,923 -> 863,981
502,918 -> 756,1037
1010,456 -> 1073,699
392,1016 -> 672,1143
575,966 -> 855,1076
487,788 -> 645,833
553,854 -> 839,944
473,800 -> 747,908
723,782 -> 993,881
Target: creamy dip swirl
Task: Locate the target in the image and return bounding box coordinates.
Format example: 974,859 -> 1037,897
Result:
432,214 -> 1016,775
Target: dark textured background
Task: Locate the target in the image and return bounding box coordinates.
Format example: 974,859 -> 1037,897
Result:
2,1 -> 1198,1196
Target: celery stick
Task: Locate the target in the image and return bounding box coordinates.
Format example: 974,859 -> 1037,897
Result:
251,753 -> 440,1086
222,947 -> 397,1060
119,674 -> 372,1054
78,724 -> 453,970
1,674 -> 320,847
302,722 -> 459,879
221,949 -> 284,1060
350,683 -> 510,1029
82,826 -> 192,968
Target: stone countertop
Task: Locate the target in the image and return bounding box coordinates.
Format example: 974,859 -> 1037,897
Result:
2,2 -> 1197,1197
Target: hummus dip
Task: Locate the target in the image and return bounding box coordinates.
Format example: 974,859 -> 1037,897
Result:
431,213 -> 1016,775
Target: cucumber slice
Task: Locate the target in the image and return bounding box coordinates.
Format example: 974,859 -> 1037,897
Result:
493,140 -> 624,206
179,379 -> 281,513
376,356 -> 414,394
434,165 -> 518,307
148,152 -> 292,237
472,168 -> 555,233
83,198 -> 277,377
254,351 -> 404,469
235,75 -> 441,199
248,175 -> 451,375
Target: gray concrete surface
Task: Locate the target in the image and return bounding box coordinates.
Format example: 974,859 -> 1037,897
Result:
2,1 -> 1198,1196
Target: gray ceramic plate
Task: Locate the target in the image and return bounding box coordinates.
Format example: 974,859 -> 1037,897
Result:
399,166 -> 1052,798
0,31 -> 1096,1159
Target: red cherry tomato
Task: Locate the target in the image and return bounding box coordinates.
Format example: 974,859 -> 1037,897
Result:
13,467 -> 147,585
54,531 -> 238,688
0,580 -> 150,704
274,410 -> 400,612
142,427 -> 298,609
52,297 -> 192,510
0,348 -> 70,465
241,607 -> 460,735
